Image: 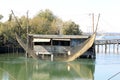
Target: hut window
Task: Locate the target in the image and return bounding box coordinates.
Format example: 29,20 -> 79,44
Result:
53,40 -> 59,45
34,42 -> 51,45
33,38 -> 50,42
53,40 -> 70,46
61,41 -> 70,46
33,38 -> 51,45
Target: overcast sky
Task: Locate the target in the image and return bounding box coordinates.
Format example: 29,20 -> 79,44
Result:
0,0 -> 120,33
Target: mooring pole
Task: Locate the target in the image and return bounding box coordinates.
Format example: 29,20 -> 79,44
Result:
113,44 -> 115,53
117,40 -> 119,53
26,11 -> 29,58
97,45 -> 99,53
105,44 -> 107,53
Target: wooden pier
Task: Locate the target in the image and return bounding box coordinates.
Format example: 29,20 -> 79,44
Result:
95,39 -> 120,53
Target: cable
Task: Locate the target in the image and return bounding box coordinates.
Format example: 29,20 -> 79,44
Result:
108,72 -> 120,80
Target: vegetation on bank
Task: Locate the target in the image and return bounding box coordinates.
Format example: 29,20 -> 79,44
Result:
0,9 -> 83,47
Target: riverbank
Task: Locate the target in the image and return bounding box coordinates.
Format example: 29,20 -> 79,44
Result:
0,46 -> 24,53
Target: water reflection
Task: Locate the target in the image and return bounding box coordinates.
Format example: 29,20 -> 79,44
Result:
0,56 -> 95,80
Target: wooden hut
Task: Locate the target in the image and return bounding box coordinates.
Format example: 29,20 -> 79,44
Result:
28,34 -> 96,60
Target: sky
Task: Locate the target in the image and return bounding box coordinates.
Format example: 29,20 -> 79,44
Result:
0,0 -> 120,33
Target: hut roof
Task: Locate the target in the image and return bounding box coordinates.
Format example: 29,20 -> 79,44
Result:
28,34 -> 89,39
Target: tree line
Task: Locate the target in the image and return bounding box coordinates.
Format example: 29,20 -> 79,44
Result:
0,9 -> 83,47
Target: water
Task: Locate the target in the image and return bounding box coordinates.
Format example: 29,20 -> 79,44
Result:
96,35 -> 120,40
0,53 -> 120,80
95,54 -> 120,80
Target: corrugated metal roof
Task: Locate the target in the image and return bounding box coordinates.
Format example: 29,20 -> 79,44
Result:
29,34 -> 89,39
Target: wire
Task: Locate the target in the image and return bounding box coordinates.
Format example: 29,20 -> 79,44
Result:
108,72 -> 120,80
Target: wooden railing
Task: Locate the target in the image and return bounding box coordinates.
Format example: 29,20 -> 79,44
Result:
95,39 -> 120,53
95,39 -> 120,45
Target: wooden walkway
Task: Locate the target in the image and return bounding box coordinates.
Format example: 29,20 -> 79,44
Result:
95,39 -> 120,45
95,39 -> 120,53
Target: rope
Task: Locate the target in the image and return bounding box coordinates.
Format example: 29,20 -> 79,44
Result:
0,68 -> 16,80
108,72 -> 120,80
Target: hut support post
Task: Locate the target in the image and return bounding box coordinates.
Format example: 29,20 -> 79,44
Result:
51,38 -> 54,61
105,44 -> 107,53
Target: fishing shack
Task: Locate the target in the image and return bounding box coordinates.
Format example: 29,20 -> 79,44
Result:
28,34 -> 96,60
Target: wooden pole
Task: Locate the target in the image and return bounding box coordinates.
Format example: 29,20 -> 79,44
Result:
92,13 -> 94,33
117,43 -> 119,54
51,38 -> 53,61
113,44 -> 115,53
117,40 -> 119,54
102,45 -> 103,53
105,44 -> 107,53
26,11 -> 29,57
97,45 -> 99,53
109,44 -> 110,53
11,10 -> 22,35
95,14 -> 100,32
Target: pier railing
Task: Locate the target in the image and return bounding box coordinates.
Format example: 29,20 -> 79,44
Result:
95,39 -> 120,45
95,39 -> 120,53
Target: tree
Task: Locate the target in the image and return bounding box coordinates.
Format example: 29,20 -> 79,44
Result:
63,21 -> 82,35
0,9 -> 83,47
30,9 -> 58,34
37,9 -> 56,22
0,14 -> 3,33
0,14 -> 3,20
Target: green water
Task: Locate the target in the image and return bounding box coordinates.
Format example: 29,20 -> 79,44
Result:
0,53 -> 120,80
